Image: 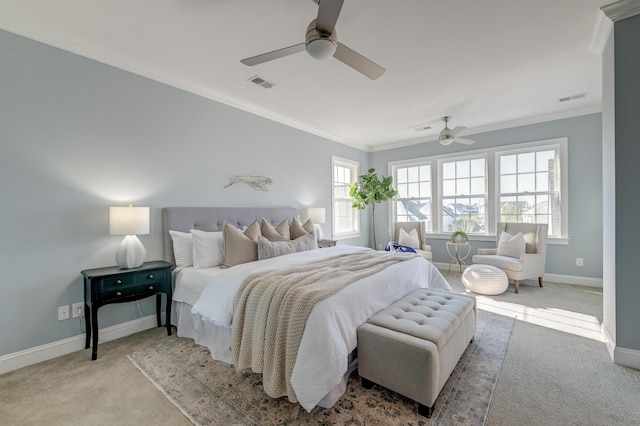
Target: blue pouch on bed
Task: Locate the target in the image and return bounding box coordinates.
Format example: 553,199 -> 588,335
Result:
385,242 -> 417,253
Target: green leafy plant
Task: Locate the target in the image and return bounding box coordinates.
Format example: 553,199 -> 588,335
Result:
450,229 -> 469,243
349,168 -> 398,249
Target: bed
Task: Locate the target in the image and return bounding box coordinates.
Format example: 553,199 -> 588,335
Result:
162,207 -> 451,412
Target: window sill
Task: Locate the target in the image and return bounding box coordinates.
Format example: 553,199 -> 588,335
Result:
333,232 -> 361,241
426,233 -> 570,245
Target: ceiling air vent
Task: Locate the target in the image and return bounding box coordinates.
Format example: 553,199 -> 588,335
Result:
414,125 -> 432,132
248,75 -> 276,89
558,92 -> 587,103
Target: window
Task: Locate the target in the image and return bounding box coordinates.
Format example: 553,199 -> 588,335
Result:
332,156 -> 359,237
389,138 -> 567,240
440,156 -> 487,233
497,145 -> 561,237
392,163 -> 432,227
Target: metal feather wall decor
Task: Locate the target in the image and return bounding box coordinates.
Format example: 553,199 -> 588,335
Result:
224,175 -> 273,191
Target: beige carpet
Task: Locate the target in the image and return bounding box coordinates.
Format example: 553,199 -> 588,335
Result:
128,309 -> 514,426
485,320 -> 640,426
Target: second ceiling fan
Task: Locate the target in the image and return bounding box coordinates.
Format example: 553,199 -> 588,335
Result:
240,0 -> 386,80
435,116 -> 476,146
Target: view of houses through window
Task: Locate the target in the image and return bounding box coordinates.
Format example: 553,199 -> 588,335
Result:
441,157 -> 487,233
498,149 -> 558,235
390,138 -> 566,238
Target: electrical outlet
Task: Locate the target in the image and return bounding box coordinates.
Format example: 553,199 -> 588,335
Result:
72,302 -> 84,318
576,258 -> 584,267
58,305 -> 70,320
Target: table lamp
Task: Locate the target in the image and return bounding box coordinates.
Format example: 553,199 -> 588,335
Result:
109,205 -> 150,268
307,207 -> 326,241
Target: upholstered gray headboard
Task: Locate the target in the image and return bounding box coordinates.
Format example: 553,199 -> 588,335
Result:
162,207 -> 298,265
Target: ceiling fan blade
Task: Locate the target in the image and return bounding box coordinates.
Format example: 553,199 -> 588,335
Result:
334,42 -> 386,80
455,137 -> 476,145
241,43 -> 306,66
316,0 -> 344,34
451,126 -> 467,135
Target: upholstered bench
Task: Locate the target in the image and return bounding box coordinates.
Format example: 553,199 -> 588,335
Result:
357,288 -> 476,418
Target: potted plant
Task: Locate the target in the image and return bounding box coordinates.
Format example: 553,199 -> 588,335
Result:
450,229 -> 469,244
350,168 -> 397,249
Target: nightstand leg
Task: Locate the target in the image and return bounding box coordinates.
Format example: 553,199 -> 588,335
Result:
155,293 -> 162,327
91,305 -> 99,360
84,304 -> 91,349
166,294 -> 172,336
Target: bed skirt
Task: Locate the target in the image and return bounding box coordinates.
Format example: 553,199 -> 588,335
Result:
171,300 -> 357,408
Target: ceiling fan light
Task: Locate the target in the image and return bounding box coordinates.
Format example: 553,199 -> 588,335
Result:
306,38 -> 337,60
439,136 -> 454,146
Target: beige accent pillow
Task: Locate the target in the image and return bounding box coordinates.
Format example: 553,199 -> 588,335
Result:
222,220 -> 261,267
398,228 -> 420,249
290,217 -> 315,240
260,218 -> 291,241
496,231 -> 526,258
258,233 -> 318,260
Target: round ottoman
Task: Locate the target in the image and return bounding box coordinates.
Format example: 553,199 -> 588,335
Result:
462,264 -> 508,295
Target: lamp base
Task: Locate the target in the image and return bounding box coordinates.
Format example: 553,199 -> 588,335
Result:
314,224 -> 325,241
115,235 -> 146,269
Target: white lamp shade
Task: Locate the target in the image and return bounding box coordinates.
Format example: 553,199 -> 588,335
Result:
109,206 -> 150,236
307,207 -> 326,224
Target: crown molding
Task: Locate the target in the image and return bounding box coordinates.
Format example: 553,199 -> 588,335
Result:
589,11 -> 614,55
601,0 -> 640,22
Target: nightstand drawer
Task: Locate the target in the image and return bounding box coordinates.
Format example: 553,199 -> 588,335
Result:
96,269 -> 167,302
102,283 -> 159,300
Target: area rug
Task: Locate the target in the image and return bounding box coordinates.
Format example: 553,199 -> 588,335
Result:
128,309 -> 513,426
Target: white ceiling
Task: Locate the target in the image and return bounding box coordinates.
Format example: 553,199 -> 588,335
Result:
0,0 -> 611,151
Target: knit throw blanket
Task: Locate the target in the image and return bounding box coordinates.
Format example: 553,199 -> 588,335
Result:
231,250 -> 418,403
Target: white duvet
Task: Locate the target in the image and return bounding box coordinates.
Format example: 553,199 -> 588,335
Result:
189,245 -> 451,411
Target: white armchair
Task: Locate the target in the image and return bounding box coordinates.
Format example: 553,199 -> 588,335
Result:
472,222 -> 548,293
392,222 -> 432,261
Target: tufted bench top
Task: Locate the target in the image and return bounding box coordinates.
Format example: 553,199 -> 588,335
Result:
366,288 -> 476,351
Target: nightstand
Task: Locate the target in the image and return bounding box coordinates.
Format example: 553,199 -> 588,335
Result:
318,239 -> 337,248
81,260 -> 173,360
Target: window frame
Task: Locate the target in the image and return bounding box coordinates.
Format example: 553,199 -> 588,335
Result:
494,138 -> 568,239
389,159 -> 434,230
437,153 -> 489,235
388,137 -> 569,243
331,155 -> 360,239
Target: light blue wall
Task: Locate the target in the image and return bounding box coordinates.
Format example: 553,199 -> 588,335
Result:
0,29 -> 368,356
0,25 -> 609,360
370,114 -> 603,279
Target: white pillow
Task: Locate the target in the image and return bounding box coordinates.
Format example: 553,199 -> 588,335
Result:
496,231 -> 526,258
399,228 -> 420,250
191,229 -> 225,269
169,230 -> 193,267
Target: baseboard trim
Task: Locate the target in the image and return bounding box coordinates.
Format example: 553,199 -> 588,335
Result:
613,346 -> 640,370
0,313 -> 165,375
432,262 -> 602,288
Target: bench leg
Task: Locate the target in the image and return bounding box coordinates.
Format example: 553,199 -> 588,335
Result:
361,377 -> 375,389
418,403 -> 434,418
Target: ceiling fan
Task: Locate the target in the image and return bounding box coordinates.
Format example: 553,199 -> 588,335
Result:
436,116 -> 475,146
240,0 -> 386,80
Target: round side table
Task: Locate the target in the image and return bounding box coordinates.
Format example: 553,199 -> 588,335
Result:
446,242 -> 471,276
